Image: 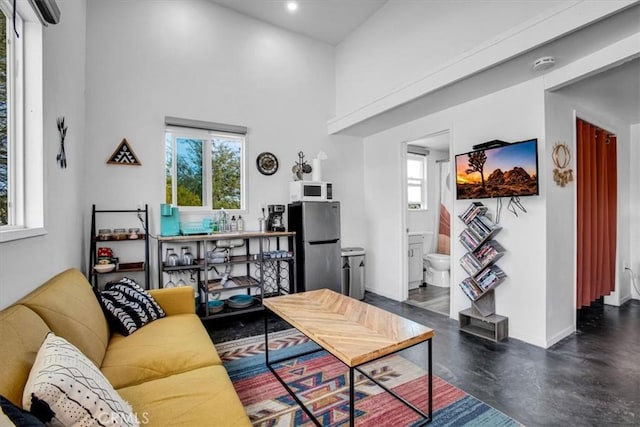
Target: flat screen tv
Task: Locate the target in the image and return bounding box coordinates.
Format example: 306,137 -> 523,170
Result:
455,139 -> 539,200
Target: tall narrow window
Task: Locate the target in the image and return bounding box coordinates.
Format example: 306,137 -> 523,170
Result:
211,135 -> 242,209
0,1 -> 45,242
165,126 -> 246,210
407,153 -> 427,210
0,9 -> 7,225
175,136 -> 204,207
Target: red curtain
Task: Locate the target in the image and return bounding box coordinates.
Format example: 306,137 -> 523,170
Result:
576,118 -> 617,309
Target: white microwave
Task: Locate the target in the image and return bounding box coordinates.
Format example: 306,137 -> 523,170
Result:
290,181 -> 333,202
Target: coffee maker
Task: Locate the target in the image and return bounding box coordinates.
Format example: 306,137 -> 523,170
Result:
267,204 -> 286,232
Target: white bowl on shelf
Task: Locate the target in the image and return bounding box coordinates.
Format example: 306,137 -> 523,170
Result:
94,264 -> 115,273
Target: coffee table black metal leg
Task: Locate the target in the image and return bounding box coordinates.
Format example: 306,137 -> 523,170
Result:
350,367 -> 355,425
264,308 -> 270,365
264,308 -> 322,427
428,338 -> 432,421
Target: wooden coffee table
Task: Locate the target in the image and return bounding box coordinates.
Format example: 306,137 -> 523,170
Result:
263,289 -> 435,426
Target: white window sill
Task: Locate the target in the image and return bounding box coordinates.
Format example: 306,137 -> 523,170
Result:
0,227 -> 47,243
178,207 -> 248,215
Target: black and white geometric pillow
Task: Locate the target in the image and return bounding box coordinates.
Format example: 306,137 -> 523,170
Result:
22,333 -> 138,427
97,277 -> 166,336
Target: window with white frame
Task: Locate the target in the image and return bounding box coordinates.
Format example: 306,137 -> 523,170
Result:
407,153 -> 427,210
0,1 -> 45,241
165,126 -> 246,210
0,7 -> 8,225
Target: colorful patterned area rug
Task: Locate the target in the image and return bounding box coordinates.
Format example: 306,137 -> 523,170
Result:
218,329 -> 522,426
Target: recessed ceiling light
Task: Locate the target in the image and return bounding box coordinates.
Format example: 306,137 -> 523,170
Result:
286,2 -> 298,13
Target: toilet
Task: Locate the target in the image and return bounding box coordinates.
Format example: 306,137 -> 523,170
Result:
423,254 -> 451,287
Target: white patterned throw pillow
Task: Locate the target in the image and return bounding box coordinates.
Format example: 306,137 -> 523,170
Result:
23,333 -> 139,427
97,277 -> 166,336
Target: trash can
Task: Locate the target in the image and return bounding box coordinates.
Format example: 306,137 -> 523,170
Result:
341,247 -> 366,300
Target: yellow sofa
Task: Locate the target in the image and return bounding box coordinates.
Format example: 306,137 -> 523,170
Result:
0,268 -> 251,426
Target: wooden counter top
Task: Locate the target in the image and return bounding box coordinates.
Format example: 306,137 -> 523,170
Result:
158,230 -> 295,242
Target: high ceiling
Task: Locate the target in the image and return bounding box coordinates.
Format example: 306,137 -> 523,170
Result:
208,1 -> 639,134
209,0 -> 387,45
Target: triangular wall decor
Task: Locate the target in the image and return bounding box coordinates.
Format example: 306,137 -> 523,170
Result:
107,138 -> 141,165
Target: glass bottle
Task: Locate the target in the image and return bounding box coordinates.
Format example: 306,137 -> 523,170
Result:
211,213 -> 219,233
230,215 -> 237,232
237,215 -> 244,232
219,209 -> 227,232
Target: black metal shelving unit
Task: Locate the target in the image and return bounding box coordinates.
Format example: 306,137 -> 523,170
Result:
89,205 -> 150,289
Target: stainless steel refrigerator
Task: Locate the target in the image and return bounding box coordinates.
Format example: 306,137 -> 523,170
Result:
288,201 -> 341,293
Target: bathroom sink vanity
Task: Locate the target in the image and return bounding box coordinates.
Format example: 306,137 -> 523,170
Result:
408,233 -> 424,289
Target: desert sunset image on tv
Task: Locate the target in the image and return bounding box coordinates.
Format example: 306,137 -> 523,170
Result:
455,139 -> 539,200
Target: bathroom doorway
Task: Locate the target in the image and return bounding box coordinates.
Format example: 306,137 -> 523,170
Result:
403,130 -> 452,316
575,118 -> 618,329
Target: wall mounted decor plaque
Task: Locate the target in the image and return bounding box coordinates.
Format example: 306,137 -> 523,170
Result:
107,138 -> 141,165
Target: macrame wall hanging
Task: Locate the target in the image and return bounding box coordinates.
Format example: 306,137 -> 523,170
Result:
552,142 -> 573,187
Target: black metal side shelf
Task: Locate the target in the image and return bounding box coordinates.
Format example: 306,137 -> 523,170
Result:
88,205 -> 150,289
458,201 -> 508,342
157,231 -> 296,320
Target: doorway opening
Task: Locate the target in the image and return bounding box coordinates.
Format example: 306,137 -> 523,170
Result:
403,130 -> 452,316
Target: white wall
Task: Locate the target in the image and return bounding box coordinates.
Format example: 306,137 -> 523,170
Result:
0,1 -> 87,308
84,0 -> 365,287
364,78 -> 548,346
543,91 -> 577,346
335,0 -> 556,118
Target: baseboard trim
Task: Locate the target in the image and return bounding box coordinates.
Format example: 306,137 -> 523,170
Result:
546,325 -> 575,348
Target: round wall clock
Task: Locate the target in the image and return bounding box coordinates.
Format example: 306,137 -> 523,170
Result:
256,152 -> 279,175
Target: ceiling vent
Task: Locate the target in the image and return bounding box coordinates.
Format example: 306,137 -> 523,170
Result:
532,56 -> 556,72
28,0 -> 61,25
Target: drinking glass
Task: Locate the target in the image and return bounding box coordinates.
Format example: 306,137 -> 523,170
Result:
165,272 -> 175,288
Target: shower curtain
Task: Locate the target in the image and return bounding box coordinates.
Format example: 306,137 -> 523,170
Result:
435,161 -> 451,254
576,118 -> 617,309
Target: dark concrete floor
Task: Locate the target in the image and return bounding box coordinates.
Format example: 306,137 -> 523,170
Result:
406,285 -> 450,315
204,293 -> 640,427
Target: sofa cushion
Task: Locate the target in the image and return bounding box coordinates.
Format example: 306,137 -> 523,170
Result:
117,365 -> 251,427
0,305 -> 51,407
97,277 -> 166,336
23,333 -> 138,427
18,268 -> 110,368
101,314 -> 222,389
148,286 -> 196,316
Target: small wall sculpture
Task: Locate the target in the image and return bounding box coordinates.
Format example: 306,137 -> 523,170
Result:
552,142 -> 573,187
107,138 -> 141,166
